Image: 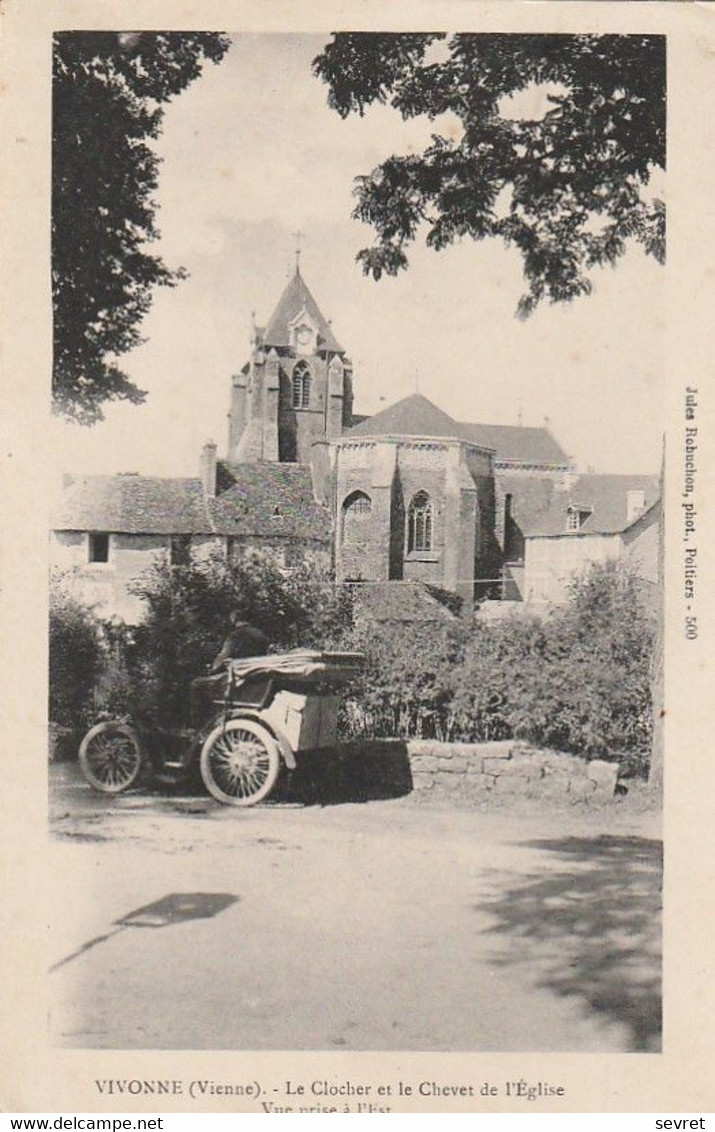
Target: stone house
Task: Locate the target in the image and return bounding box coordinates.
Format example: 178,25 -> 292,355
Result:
52,446 -> 331,623
523,474 -> 661,603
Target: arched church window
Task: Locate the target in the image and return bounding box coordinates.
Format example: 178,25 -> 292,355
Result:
292,361 -> 311,409
341,491 -> 372,541
408,491 -> 433,553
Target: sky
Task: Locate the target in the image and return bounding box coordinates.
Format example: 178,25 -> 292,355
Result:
50,33 -> 666,481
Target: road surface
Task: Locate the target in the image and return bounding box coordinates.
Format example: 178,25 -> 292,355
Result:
49,763 -> 662,1052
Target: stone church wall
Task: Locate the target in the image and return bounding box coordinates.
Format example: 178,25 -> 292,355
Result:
397,458 -> 448,585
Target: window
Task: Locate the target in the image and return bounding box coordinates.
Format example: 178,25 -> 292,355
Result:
292,360 -> 311,408
169,535 -> 191,566
341,491 -> 372,540
566,505 -> 592,532
408,491 -> 433,553
88,532 -> 110,564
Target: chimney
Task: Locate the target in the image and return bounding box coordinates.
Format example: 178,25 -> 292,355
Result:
627,489 -> 646,523
556,460 -> 579,494
200,440 -> 217,498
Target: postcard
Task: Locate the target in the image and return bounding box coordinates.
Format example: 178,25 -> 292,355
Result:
1,0 -> 713,1115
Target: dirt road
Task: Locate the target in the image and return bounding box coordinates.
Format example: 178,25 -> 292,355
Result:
49,765 -> 661,1052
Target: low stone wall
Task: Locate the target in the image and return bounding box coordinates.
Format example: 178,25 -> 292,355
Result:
406,739 -> 620,800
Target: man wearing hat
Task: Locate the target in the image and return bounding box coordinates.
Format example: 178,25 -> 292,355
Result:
210,612 -> 270,672
191,612 -> 270,726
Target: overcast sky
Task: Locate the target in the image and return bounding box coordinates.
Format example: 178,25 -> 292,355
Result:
50,33 -> 665,481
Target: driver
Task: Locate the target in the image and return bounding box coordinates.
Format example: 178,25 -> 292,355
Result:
210,613 -> 270,672
191,613 -> 270,726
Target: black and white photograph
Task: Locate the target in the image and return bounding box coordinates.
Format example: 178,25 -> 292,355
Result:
1,1 -> 714,1117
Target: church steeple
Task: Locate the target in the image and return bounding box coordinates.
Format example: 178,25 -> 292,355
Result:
262,267 -> 344,355
227,266 -> 352,465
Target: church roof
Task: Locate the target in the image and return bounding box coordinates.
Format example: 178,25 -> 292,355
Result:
525,474 -> 660,537
346,394 -> 480,444
263,268 -> 343,353
54,463 -> 331,543
459,422 -> 567,466
346,393 -> 568,465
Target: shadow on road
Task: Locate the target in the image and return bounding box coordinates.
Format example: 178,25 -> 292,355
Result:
50,740 -> 414,816
273,741 -> 414,806
479,835 -> 662,1052
50,893 -> 239,972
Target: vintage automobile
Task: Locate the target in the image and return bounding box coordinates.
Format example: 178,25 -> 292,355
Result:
78,650 -> 364,807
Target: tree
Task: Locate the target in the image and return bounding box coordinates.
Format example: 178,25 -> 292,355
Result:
53,32 -> 230,423
313,34 -> 665,316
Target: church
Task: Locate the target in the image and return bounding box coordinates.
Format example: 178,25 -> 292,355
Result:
51,266 -> 660,622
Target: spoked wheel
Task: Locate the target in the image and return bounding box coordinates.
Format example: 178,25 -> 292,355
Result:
78,721 -> 144,794
200,718 -> 280,807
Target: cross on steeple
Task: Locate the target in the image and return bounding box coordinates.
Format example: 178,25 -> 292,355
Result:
291,229 -> 305,274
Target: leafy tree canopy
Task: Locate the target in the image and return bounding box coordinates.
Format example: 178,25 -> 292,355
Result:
53,32 -> 230,423
313,34 -> 665,316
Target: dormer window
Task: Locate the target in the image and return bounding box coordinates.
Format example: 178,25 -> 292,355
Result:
566,505 -> 591,532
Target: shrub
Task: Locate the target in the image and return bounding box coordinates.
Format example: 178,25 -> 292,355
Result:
49,575 -> 104,733
102,549 -> 355,728
344,561 -> 656,774
343,618 -> 468,740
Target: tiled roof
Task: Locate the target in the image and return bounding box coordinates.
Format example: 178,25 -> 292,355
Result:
498,471 -> 563,534
459,422 -> 568,465
347,394 -> 568,465
525,474 -> 661,537
263,269 -> 343,353
212,462 -> 330,540
54,463 -> 332,543
53,475 -> 209,535
353,581 -> 457,622
346,394 -> 479,444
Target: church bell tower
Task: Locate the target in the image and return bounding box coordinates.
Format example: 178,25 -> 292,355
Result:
228,263 -> 353,464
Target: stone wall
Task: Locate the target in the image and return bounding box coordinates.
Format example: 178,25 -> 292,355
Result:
406,739 -> 620,800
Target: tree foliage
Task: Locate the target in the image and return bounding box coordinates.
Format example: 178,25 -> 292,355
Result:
53,32 -> 230,423
313,33 -> 665,315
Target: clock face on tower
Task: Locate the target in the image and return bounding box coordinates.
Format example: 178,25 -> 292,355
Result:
290,309 -> 318,354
